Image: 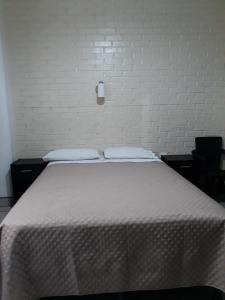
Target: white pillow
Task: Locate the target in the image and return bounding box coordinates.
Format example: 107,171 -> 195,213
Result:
103,147 -> 155,159
43,149 -> 100,162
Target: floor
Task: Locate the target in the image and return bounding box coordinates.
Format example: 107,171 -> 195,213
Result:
41,287 -> 223,300
0,198 -> 10,222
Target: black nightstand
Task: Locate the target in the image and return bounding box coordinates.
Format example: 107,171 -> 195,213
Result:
161,155 -> 195,183
11,159 -> 48,206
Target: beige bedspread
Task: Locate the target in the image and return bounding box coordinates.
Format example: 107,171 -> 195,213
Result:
1,162 -> 225,300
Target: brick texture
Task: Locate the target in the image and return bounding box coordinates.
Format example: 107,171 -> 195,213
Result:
3,0 -> 225,158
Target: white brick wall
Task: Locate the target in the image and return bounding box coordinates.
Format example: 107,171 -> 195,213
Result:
3,0 -> 225,158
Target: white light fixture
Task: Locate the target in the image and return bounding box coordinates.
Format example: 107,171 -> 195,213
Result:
96,81 -> 105,105
96,81 -> 104,98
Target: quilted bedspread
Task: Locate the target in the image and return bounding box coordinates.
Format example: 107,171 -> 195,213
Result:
1,162 -> 225,300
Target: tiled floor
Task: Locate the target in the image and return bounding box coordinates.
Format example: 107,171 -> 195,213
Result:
41,287 -> 223,300
0,198 -> 10,222
0,204 -> 10,223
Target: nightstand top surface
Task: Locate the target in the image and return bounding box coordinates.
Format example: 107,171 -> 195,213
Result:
161,154 -> 193,162
11,158 -> 46,166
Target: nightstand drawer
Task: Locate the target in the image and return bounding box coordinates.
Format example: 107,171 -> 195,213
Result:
161,154 -> 195,183
12,165 -> 44,178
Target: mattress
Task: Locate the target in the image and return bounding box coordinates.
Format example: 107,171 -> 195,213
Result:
1,161 -> 225,300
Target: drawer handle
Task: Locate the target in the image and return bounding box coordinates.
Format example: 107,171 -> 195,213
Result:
180,165 -> 191,169
20,169 -> 33,173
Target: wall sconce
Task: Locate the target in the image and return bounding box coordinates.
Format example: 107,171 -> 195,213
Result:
96,81 -> 105,105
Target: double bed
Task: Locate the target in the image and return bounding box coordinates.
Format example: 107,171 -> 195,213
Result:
1,158 -> 225,300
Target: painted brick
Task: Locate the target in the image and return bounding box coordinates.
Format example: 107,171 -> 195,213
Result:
2,0 -> 225,158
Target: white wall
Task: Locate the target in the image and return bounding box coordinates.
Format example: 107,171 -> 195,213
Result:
2,0 -> 225,158
0,0 -> 13,197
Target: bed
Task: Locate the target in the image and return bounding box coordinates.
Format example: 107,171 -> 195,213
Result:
1,159 -> 225,300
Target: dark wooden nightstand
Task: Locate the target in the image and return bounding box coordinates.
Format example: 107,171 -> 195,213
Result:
11,159 -> 48,206
161,155 -> 195,183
